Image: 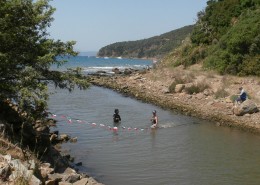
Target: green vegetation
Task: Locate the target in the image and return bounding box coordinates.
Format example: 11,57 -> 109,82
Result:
169,0 -> 260,76
0,0 -> 89,121
215,88 -> 229,99
184,82 -> 209,95
97,25 -> 194,59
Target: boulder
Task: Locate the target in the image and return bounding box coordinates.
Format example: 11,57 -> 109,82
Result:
233,99 -> 259,116
40,163 -> 54,179
60,134 -> 70,142
112,68 -> 121,74
0,164 -> 11,181
175,84 -> 185,93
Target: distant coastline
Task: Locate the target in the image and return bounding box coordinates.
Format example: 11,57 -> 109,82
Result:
78,51 -> 97,57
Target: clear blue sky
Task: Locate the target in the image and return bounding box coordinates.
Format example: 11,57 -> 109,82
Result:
48,0 -> 208,52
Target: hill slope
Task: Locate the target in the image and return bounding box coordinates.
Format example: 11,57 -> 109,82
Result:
97,25 -> 193,59
164,0 -> 260,76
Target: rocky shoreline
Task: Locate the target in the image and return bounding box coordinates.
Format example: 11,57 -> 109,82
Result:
0,100 -> 104,185
89,66 -> 260,134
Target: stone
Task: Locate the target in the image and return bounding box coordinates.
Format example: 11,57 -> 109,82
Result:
63,174 -> 80,183
162,87 -> 170,94
75,162 -> 82,166
58,182 -> 72,185
0,165 -> 11,180
233,99 -> 259,116
69,137 -> 77,143
175,84 -> 185,93
40,163 -> 54,179
59,134 -> 70,142
48,173 -> 64,182
196,93 -> 204,100
73,178 -> 89,185
45,179 -> 57,185
50,134 -> 58,143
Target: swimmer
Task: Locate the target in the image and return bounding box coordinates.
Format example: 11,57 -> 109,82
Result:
113,109 -> 121,123
150,110 -> 158,128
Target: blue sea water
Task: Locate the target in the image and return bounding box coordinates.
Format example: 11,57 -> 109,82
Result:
52,56 -> 153,75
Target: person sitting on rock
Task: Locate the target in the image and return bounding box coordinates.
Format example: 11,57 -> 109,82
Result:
236,87 -> 247,104
113,109 -> 121,123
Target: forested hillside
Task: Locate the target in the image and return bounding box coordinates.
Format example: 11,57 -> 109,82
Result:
97,25 -> 193,59
165,0 -> 260,76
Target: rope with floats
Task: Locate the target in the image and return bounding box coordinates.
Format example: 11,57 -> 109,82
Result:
49,113 -> 154,133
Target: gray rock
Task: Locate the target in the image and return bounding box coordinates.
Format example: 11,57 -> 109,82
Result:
64,174 -> 80,183
233,99 -> 259,116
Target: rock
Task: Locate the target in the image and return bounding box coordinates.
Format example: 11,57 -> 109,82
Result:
58,182 -> 72,185
50,134 -> 58,143
40,163 -> 54,179
233,99 -> 259,116
175,84 -> 185,93
0,164 -> 11,180
45,179 -> 57,185
63,174 -> 80,183
73,178 -> 89,185
112,68 -> 121,74
48,173 -> 64,182
60,134 -> 70,142
203,89 -> 210,96
9,159 -> 41,185
162,87 -> 170,94
196,93 -> 204,100
124,68 -> 132,75
4,155 -> 12,163
64,167 -> 77,174
75,162 -> 82,166
216,122 -> 221,126
73,177 -> 104,185
69,137 -> 77,143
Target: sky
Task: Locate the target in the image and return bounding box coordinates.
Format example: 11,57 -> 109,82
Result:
48,0 -> 208,52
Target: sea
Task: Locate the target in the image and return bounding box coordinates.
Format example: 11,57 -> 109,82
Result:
51,55 -> 153,75
47,56 -> 260,185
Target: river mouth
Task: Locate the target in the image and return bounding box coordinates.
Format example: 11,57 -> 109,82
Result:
48,85 -> 260,185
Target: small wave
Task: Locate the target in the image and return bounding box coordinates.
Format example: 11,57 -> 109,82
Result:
159,122 -> 191,128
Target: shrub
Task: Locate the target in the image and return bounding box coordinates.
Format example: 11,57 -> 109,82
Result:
14,176 -> 29,185
184,82 -> 209,94
169,82 -> 177,93
230,95 -> 239,103
168,76 -> 187,93
215,88 -> 229,99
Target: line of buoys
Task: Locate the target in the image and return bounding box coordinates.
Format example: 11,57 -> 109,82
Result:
49,113 -> 152,133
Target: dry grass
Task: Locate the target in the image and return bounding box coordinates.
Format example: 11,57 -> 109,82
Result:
0,137 -> 24,160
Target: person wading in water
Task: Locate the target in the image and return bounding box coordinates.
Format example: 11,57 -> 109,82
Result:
113,109 -> 121,123
150,110 -> 158,128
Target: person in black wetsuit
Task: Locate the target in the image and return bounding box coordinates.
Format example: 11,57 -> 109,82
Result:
113,109 -> 121,123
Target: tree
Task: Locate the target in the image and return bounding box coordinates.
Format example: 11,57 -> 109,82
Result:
0,0 -> 89,120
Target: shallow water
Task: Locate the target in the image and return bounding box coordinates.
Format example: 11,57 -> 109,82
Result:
48,86 -> 260,185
